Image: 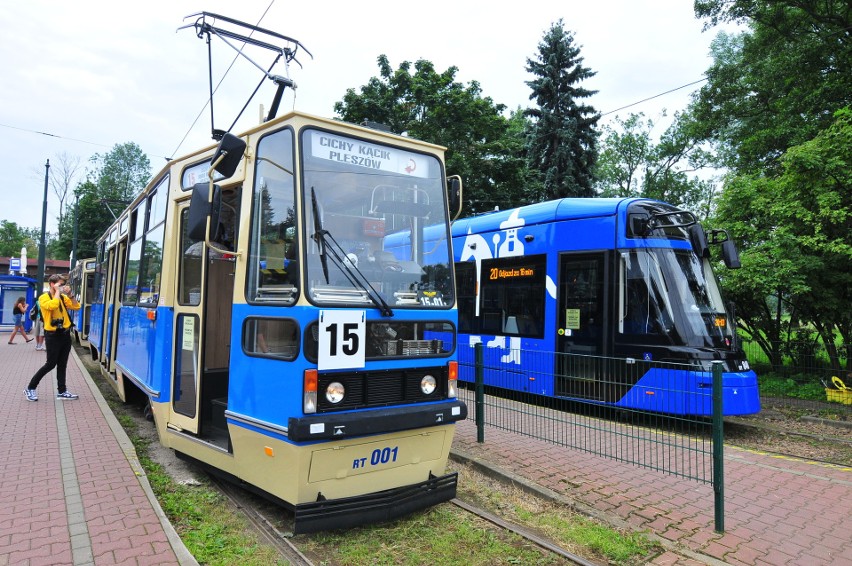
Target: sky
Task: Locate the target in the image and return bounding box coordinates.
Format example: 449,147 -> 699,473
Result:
0,0 -> 731,239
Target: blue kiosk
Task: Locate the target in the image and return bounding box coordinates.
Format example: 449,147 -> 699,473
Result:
1,274 -> 39,333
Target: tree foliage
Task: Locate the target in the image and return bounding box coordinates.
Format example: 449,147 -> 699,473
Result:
595,112 -> 717,217
692,1 -> 851,173
0,220 -> 40,258
334,55 -> 529,214
692,1 -> 851,364
525,19 -> 600,199
53,143 -> 151,260
715,108 -> 851,369
92,142 -> 151,204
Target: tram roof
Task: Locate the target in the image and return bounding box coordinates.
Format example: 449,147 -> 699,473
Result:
95,110 -> 449,246
451,197 -> 640,237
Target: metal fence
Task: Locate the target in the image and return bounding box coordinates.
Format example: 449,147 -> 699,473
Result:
457,343 -> 727,531
740,339 -> 852,416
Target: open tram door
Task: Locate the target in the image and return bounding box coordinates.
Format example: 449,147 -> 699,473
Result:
169,135 -> 244,443
100,226 -> 127,379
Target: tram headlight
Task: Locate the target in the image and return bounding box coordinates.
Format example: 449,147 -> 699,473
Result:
420,374 -> 437,395
325,382 -> 345,404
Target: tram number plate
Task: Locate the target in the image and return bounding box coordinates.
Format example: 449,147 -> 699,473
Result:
318,310 -> 366,370
352,446 -> 399,469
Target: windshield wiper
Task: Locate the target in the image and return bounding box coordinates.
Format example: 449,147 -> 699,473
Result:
310,188 -> 330,284
310,188 -> 394,317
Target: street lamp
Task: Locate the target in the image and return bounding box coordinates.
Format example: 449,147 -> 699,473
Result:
71,193 -> 79,269
37,159 -> 49,290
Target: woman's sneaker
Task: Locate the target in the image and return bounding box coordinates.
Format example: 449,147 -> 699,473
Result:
24,389 -> 38,402
56,391 -> 79,400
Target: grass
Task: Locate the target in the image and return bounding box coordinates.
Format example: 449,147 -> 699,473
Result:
758,372 -> 828,401
299,503 -> 564,566
453,462 -> 659,565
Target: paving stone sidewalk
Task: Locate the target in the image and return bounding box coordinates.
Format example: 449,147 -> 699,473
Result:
452,419 -> 852,565
0,342 -> 196,565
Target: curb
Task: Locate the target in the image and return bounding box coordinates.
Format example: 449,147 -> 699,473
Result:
73,349 -> 199,566
801,415 -> 852,431
449,448 -> 727,566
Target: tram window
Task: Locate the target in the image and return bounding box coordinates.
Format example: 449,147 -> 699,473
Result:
303,320 -> 454,362
178,209 -> 203,306
138,223 -> 165,306
181,159 -> 225,191
148,180 -> 168,229
123,239 -> 143,305
247,128 -> 297,305
243,318 -> 299,359
454,262 -> 477,333
477,254 -> 546,338
130,203 -> 143,242
621,251 -> 674,337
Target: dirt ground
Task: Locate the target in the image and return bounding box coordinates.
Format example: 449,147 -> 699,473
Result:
726,402 -> 852,466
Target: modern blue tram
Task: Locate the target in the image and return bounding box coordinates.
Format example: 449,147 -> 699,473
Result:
85,13 -> 465,533
450,198 -> 760,416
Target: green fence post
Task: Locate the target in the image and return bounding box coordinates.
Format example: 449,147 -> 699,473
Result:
475,342 -> 484,443
712,361 -> 725,533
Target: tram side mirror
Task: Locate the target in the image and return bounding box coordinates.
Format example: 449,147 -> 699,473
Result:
688,224 -> 709,258
211,133 -> 246,178
721,239 -> 741,269
447,175 -> 463,221
187,182 -> 222,242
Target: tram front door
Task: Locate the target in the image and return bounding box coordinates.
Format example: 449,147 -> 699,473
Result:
169,196 -> 237,441
170,205 -> 205,434
554,253 -> 609,401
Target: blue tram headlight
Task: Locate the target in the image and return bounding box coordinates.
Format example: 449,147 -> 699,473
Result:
325,381 -> 345,404
420,374 -> 437,395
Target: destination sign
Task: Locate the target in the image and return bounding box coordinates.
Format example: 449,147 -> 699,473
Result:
310,131 -> 430,179
488,266 -> 536,280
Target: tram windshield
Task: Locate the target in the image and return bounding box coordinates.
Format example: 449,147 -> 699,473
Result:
620,249 -> 734,349
301,128 -> 454,310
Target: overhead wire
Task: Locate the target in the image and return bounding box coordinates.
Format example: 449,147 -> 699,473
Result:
3,73 -> 712,160
601,78 -> 707,117
169,0 -> 276,159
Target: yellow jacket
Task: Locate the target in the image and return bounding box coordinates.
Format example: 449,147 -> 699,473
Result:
39,292 -> 80,332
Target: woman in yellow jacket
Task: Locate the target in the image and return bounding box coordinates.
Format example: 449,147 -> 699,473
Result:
24,274 -> 81,401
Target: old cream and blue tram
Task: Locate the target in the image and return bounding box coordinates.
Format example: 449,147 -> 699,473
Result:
68,257 -> 96,347
87,111 -> 465,532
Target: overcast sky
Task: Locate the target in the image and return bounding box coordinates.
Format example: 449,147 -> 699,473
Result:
0,0 -> 728,240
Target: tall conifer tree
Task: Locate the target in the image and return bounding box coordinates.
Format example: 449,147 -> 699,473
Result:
525,20 -> 600,199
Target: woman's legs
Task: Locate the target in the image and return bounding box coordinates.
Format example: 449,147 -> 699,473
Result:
9,325 -> 24,343
28,334 -> 60,390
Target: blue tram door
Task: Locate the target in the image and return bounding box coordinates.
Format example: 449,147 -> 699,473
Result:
555,253 -> 611,401
170,201 -> 237,444
101,232 -> 127,375
170,205 -> 205,434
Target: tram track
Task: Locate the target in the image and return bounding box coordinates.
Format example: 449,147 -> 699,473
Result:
208,475 -> 315,566
449,497 -> 604,566
210,471 -> 605,565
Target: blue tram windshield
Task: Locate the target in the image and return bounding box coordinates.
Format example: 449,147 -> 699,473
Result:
620,249 -> 733,348
301,129 -> 454,309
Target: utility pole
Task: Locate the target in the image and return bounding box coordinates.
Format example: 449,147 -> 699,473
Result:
71,193 -> 79,269
37,159 -> 50,290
